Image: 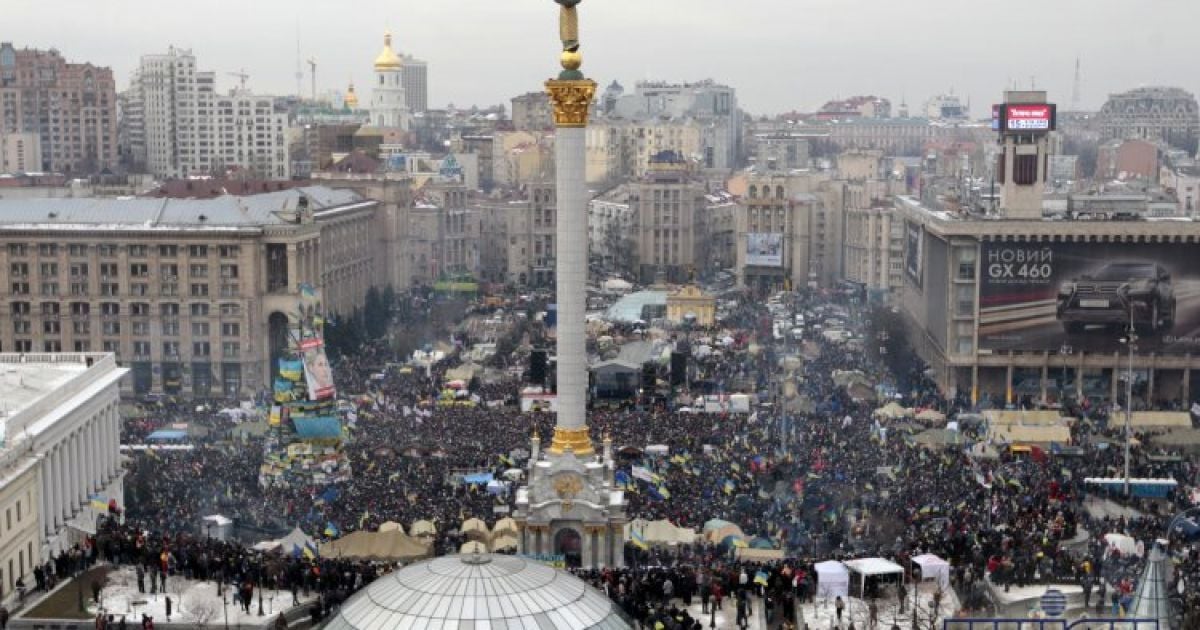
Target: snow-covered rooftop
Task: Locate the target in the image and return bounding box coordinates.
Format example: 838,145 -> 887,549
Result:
0,186 -> 364,232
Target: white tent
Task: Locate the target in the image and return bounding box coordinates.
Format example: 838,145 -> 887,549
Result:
912,554 -> 951,588
843,558 -> 904,597
645,444 -> 670,456
1104,533 -> 1142,558
814,560 -> 850,598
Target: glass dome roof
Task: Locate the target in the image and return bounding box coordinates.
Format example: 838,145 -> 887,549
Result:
322,554 -> 630,630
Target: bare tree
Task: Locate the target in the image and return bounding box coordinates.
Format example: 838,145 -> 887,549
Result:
186,596 -> 218,629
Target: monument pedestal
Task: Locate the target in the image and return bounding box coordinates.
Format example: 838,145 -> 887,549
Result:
514,440 -> 626,569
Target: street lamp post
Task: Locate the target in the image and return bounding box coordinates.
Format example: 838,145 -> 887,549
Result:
1058,343 -> 1072,406
1122,306 -> 1138,498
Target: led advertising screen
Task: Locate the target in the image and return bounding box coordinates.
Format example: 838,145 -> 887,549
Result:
1002,104 -> 1056,132
746,233 -> 783,267
978,241 -> 1200,353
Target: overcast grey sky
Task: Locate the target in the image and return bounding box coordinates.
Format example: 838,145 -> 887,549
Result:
7,0 -> 1197,115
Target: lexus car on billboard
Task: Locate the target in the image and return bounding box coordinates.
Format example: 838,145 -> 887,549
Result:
978,241 -> 1200,353
1057,262 -> 1176,334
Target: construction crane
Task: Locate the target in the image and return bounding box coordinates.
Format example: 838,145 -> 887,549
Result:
307,58 -> 317,102
227,69 -> 249,92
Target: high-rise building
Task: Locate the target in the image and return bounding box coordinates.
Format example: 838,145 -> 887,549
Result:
123,47 -> 289,178
401,54 -> 428,114
609,79 -> 742,169
511,91 -> 553,132
370,33 -> 409,130
632,152 -> 708,284
0,43 -> 118,174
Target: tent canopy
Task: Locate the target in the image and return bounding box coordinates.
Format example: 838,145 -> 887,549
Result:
874,402 -> 912,419
460,541 -> 487,554
643,519 -> 697,545
410,520 -> 437,537
991,423 -> 1071,445
490,534 -> 519,551
982,409 -> 1064,426
735,548 -> 783,561
844,557 -> 904,577
815,560 -> 850,598
146,429 -> 188,441
1130,411 -> 1191,428
915,408 -> 946,423
378,521 -> 405,533
1104,533 -> 1142,557
322,531 -> 430,561
492,518 -> 518,535
912,553 -> 951,588
293,417 -> 342,439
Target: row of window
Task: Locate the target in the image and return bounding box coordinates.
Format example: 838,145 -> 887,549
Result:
10,262 -> 238,279
11,301 -> 242,317
7,243 -> 241,258
10,281 -> 239,298
3,339 -> 240,357
17,319 -> 241,337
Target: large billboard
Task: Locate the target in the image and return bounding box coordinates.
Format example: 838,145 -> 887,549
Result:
904,221 -> 923,287
979,241 -> 1200,353
1000,104 -> 1056,132
746,233 -> 783,267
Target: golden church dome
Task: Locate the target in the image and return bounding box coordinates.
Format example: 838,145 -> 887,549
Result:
373,32 -> 403,71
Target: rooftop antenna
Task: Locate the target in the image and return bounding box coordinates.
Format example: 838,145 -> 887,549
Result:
1071,56 -> 1082,110
295,24 -> 303,99
307,58 -> 318,102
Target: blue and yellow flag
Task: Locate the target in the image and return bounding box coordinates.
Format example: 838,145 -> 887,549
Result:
631,531 -> 649,550
324,521 -> 340,537
754,570 -> 769,586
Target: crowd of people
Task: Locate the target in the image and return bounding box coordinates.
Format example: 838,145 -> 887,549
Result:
110,287 -> 1200,627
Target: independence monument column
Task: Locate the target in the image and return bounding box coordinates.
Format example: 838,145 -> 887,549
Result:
546,0 -> 596,456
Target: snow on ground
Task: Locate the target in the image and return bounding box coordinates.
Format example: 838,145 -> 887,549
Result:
989,581 -> 1082,606
800,585 -> 961,629
89,566 -> 315,626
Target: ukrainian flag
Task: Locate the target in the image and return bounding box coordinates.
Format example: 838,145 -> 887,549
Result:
631,531 -> 649,550
303,541 -> 318,559
89,494 -> 107,511
656,485 -> 671,500
324,521 -> 340,537
723,480 -> 735,495
754,570 -> 769,586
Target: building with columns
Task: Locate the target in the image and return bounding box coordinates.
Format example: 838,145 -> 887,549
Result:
0,353 -> 124,571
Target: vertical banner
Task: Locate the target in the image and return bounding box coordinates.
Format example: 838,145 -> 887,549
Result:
301,338 -> 336,400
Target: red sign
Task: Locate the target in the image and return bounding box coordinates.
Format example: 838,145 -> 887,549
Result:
1004,105 -> 1053,131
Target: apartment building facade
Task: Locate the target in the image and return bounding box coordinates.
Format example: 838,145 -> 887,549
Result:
0,43 -> 118,174
0,187 -> 376,397
123,47 -> 288,178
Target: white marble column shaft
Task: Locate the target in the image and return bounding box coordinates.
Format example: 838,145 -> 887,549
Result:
554,125 -> 588,432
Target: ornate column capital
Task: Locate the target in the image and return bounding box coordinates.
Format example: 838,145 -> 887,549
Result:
545,80 -> 597,128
